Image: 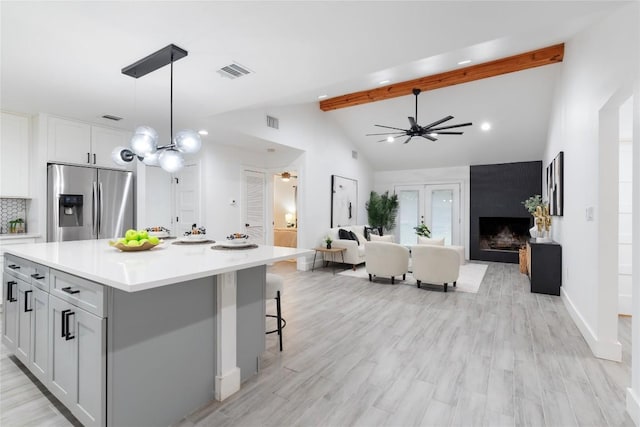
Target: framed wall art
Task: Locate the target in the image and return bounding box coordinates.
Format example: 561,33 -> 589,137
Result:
547,151 -> 564,216
331,175 -> 358,227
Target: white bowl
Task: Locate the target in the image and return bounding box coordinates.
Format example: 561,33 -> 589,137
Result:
184,234 -> 207,241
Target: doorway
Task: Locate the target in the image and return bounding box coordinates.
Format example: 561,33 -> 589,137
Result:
272,171 -> 298,254
396,183 -> 461,246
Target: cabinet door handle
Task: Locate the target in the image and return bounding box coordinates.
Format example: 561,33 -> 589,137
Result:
63,310 -> 75,341
61,309 -> 70,337
61,286 -> 80,295
7,281 -> 17,302
8,264 -> 20,270
31,273 -> 45,280
87,152 -> 91,164
24,290 -> 33,312
93,153 -> 96,164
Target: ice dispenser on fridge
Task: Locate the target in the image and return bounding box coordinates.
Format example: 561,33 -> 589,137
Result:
59,194 -> 83,227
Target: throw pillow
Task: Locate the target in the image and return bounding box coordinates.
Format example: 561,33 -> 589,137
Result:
418,236 -> 445,246
370,234 -> 393,243
348,230 -> 360,245
338,228 -> 351,240
364,226 -> 381,240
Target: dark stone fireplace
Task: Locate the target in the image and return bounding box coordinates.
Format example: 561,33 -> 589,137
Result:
470,161 -> 541,263
479,217 -> 531,252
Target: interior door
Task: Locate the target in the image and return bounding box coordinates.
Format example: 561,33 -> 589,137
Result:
174,164 -> 200,236
424,184 -> 461,245
243,170 -> 265,244
397,186 -> 424,245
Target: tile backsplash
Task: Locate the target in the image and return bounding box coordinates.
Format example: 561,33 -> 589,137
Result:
0,198 -> 27,234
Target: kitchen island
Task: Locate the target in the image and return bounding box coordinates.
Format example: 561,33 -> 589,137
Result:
2,239 -> 312,427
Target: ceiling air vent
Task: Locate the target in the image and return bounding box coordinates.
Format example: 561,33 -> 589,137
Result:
266,115 -> 279,130
102,114 -> 123,121
217,62 -> 253,80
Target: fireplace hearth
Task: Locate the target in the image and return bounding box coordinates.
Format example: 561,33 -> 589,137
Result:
479,217 -> 531,252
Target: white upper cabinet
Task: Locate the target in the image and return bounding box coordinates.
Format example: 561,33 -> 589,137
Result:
0,112 -> 30,198
47,116 -> 91,166
47,116 -> 131,169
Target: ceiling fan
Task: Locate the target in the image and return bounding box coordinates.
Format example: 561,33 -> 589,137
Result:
276,171 -> 297,182
366,88 -> 472,144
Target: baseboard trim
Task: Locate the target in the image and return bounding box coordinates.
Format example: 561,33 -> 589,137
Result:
215,367 -> 240,401
561,288 -> 622,362
627,387 -> 640,426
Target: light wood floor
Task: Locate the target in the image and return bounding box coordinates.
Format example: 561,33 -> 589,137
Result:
0,262 -> 633,426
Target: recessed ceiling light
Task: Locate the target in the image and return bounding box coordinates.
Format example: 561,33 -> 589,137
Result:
198,130 -> 208,136
481,122 -> 491,131
318,94 -> 328,99
458,59 -> 472,65
379,80 -> 390,85
386,136 -> 395,143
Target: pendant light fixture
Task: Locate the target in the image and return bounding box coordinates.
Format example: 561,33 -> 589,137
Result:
112,44 -> 201,173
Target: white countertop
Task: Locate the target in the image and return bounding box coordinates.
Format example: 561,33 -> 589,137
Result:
4,239 -> 312,292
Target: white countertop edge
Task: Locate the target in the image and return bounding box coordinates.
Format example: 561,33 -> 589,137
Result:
3,246 -> 314,293
0,233 -> 41,241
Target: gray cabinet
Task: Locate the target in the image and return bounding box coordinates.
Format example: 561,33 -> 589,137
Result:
30,286 -> 49,382
15,279 -> 32,365
3,273 -> 18,350
49,294 -> 105,427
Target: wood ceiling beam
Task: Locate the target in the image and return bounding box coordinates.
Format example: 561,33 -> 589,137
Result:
319,43 -> 564,112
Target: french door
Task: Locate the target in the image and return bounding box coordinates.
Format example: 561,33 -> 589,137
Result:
396,183 -> 461,246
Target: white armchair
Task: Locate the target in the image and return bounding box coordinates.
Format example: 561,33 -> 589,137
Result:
411,245 -> 460,292
365,241 -> 410,284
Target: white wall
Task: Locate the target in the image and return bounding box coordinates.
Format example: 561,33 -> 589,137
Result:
619,138 -> 633,315
207,103 -> 374,267
374,166 -> 470,258
542,0 -> 639,417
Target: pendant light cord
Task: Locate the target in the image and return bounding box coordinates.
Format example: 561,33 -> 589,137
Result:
170,55 -> 174,144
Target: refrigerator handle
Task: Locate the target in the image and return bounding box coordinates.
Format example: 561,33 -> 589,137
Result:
92,182 -> 98,237
99,182 -> 104,237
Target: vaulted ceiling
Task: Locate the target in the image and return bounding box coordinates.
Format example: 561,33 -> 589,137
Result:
0,1 -> 631,170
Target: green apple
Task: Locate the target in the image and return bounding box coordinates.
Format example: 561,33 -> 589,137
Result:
138,239 -> 149,246
117,238 -> 127,245
148,236 -> 160,245
125,229 -> 138,241
126,239 -> 141,247
137,230 -> 149,240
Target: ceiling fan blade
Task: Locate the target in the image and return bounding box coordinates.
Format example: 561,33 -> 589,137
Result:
432,131 -> 464,135
374,124 -> 409,131
403,136 -> 412,144
366,132 -> 407,136
428,122 -> 473,131
408,117 -> 418,130
421,134 -> 437,142
422,115 -> 454,130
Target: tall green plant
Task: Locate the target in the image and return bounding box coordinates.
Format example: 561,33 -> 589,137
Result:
366,191 -> 399,233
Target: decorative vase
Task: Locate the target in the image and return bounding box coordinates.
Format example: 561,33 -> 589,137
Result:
529,226 -> 538,239
326,243 -> 331,249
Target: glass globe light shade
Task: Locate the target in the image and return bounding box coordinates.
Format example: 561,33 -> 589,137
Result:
158,149 -> 184,173
174,129 -> 202,154
142,151 -> 160,166
130,126 -> 158,157
111,146 -> 133,166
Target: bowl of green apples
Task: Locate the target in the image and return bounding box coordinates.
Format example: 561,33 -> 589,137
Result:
109,229 -> 162,252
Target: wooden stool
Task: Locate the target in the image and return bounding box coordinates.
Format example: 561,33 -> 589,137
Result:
266,273 -> 286,351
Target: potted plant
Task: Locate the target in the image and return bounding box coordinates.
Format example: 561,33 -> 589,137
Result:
324,236 -> 333,249
366,191 -> 399,235
414,222 -> 431,237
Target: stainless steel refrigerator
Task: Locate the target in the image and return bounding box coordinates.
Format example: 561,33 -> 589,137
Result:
47,164 -> 134,242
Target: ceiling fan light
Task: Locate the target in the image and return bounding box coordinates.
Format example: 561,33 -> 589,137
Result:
158,149 -> 184,173
174,129 -> 202,154
386,136 -> 395,143
429,133 -> 438,137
